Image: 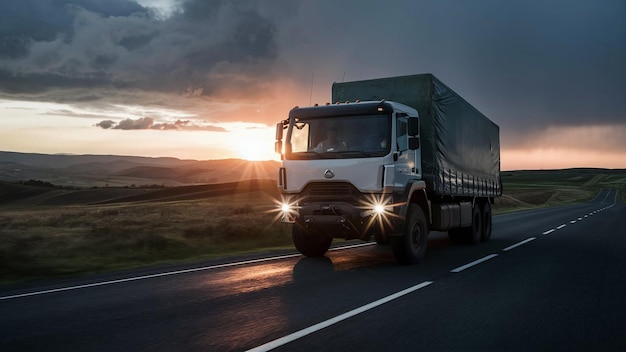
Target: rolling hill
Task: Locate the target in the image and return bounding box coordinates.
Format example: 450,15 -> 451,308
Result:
0,151 -> 280,188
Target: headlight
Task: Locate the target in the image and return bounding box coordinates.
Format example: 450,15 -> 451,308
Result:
274,196 -> 298,223
360,197 -> 392,218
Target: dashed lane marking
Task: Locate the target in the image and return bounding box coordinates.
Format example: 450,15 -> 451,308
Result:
450,254 -> 499,273
246,281 -> 434,352
503,237 -> 536,252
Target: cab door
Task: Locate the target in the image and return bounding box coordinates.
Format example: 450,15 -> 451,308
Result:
393,113 -> 421,189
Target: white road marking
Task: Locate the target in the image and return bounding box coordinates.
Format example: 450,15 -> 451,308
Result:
570,220 -> 576,224
0,243 -> 374,301
556,224 -> 567,230
503,237 -> 536,252
329,242 -> 375,251
450,254 -> 498,273
0,254 -> 300,300
543,229 -> 555,235
246,281 -> 434,352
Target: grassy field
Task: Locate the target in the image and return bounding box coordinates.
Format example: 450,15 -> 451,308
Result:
495,169 -> 626,213
1,169 -> 624,284
0,186 -> 293,284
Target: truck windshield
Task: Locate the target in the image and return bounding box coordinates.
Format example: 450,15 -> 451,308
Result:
287,114 -> 390,159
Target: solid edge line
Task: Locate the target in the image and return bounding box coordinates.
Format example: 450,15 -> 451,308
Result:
502,237 -> 536,252
0,253 -> 301,300
246,281 -> 434,352
1,243 -> 377,300
450,254 -> 498,273
328,242 -> 375,251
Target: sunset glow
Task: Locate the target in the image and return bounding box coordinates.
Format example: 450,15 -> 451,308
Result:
222,122 -> 278,161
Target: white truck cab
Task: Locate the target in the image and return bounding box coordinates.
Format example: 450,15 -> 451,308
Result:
275,101 -> 427,263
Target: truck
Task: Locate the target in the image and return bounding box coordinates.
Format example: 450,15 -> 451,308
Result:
274,73 -> 501,264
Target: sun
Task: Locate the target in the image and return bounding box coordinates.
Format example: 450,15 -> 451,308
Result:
240,144 -> 273,161
235,134 -> 277,161
223,123 -> 279,161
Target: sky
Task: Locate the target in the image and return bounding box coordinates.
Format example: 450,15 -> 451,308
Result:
0,0 -> 625,170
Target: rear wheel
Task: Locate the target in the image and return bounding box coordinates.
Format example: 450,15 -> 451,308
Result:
392,206 -> 428,265
292,225 -> 332,257
480,202 -> 492,242
468,203 -> 482,245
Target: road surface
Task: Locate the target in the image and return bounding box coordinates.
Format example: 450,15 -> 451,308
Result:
1,189 -> 624,351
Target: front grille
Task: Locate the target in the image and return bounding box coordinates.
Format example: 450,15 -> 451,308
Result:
303,182 -> 357,202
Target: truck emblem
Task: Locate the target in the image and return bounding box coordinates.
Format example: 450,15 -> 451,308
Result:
324,169 -> 335,178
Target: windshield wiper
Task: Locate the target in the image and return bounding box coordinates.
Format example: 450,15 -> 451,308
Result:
290,150 -> 374,159
336,151 -> 371,157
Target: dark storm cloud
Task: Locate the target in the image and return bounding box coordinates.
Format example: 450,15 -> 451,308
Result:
283,1 -> 626,149
0,0 -> 146,59
438,1 -> 626,141
0,0 -> 282,98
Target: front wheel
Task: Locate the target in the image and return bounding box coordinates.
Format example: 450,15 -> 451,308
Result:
292,225 -> 332,257
392,206 -> 428,265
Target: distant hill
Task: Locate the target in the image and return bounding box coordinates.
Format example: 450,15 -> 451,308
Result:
0,179 -> 278,207
0,151 -> 280,187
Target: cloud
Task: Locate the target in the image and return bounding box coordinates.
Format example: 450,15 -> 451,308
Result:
1,0 -> 625,156
115,117 -> 154,130
95,116 -> 227,131
0,0 -> 284,97
95,120 -> 115,129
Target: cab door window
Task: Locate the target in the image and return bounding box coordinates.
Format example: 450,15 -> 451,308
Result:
396,118 -> 408,151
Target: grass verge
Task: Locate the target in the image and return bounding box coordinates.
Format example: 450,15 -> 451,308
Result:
0,191 -> 292,284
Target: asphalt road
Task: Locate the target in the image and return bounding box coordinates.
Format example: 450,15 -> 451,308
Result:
1,189 -> 624,351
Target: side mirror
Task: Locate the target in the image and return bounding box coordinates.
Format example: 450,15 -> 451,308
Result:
408,136 -> 420,150
275,122 -> 284,141
274,141 -> 283,154
407,118 -> 419,136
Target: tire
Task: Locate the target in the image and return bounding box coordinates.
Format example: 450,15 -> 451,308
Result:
468,203 -> 482,245
391,206 -> 428,265
480,202 -> 492,242
292,225 -> 332,257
